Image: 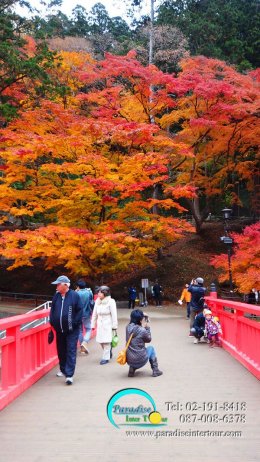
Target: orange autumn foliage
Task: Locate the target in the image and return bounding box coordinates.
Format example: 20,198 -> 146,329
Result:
0,51 -> 195,276
160,56 -> 259,228
0,51 -> 258,279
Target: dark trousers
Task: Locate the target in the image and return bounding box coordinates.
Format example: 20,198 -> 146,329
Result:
56,327 -> 79,377
190,309 -> 202,328
190,327 -> 204,339
154,295 -> 162,306
128,299 -> 135,309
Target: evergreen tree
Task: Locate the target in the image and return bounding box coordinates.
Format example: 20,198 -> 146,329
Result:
0,0 -> 61,123
157,0 -> 260,69
69,5 -> 90,36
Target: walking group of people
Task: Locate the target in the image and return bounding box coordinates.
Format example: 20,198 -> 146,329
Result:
179,277 -> 222,347
49,275 -> 163,385
49,273 -> 223,386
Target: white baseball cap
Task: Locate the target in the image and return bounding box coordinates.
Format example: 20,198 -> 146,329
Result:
51,275 -> 70,284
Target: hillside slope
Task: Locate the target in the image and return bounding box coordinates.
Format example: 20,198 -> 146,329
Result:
111,222 -> 224,301
1,221 -> 236,300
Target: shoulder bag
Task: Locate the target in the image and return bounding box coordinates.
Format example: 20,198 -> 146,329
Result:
116,333 -> 133,366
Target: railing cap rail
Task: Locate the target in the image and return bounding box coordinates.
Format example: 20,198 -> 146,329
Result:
0,307 -> 51,330
0,291 -> 51,296
205,296 -> 260,315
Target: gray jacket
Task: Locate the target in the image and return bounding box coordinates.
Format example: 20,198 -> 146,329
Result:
126,323 -> 151,369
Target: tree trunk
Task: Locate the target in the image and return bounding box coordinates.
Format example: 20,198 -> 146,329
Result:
152,184 -> 164,259
149,0 -> 155,65
188,197 -> 210,234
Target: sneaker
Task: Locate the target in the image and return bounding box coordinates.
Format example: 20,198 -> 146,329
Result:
65,377 -> 73,385
100,359 -> 109,365
56,371 -> 64,377
193,338 -> 199,344
80,342 -> 89,354
200,336 -> 207,343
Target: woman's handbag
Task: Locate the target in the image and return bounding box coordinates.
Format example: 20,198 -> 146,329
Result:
111,330 -> 119,348
116,333 -> 133,366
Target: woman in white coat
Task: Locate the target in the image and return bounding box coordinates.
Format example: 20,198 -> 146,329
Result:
91,285 -> 118,365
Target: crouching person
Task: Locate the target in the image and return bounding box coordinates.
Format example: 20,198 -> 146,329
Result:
190,308 -> 207,344
126,309 -> 163,378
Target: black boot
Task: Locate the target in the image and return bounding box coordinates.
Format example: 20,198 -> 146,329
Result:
128,366 -> 136,377
149,358 -> 163,377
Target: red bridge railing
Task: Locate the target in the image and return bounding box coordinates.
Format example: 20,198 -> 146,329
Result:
0,308 -> 58,411
206,291 -> 260,380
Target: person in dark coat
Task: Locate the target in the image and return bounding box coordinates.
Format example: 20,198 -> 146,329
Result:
50,275 -> 83,385
188,277 -> 206,328
152,280 -> 163,307
190,309 -> 207,344
247,288 -> 259,304
128,286 -> 137,309
126,309 -> 163,378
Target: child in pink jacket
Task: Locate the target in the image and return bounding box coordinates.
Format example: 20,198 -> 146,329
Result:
204,309 -> 222,347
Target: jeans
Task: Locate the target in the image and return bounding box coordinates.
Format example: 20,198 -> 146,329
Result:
79,316 -> 91,344
146,345 -> 156,360
186,302 -> 191,318
190,309 -> 203,328
190,327 -> 204,339
56,327 -> 79,377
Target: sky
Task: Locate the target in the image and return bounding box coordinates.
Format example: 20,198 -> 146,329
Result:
16,0 -> 150,20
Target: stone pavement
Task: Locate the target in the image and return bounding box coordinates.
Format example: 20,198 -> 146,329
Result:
0,305 -> 259,462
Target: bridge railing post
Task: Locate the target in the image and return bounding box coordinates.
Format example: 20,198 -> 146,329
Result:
0,308 -> 59,410
207,283 -> 218,316
1,325 -> 21,390
210,282 -> 217,298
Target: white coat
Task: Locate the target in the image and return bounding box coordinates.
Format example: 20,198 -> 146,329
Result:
91,296 -> 118,343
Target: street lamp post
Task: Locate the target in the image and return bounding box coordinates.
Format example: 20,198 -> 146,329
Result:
220,208 -> 233,292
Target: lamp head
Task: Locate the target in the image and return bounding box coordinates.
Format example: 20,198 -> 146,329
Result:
221,208 -> 232,220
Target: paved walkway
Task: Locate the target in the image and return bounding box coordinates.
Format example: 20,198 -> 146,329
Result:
0,306 -> 259,462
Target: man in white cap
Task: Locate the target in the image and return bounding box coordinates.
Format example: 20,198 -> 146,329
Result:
50,275 -> 83,385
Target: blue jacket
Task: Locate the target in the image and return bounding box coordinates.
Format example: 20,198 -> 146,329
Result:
188,284 -> 206,311
50,289 -> 83,334
128,287 -> 137,300
77,288 -> 94,318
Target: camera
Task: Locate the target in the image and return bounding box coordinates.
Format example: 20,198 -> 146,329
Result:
144,315 -> 150,323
